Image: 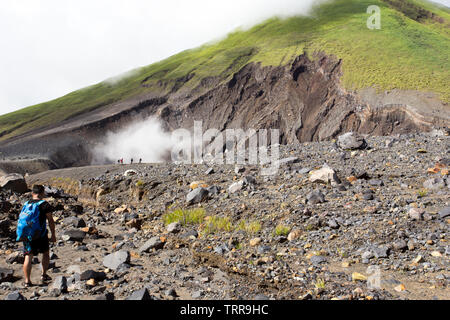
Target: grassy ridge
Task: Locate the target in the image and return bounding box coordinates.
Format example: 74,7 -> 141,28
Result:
0,0 -> 448,141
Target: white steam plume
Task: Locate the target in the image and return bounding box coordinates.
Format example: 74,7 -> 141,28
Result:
92,117 -> 173,164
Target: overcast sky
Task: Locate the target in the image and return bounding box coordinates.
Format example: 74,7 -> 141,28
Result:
0,0 -> 449,116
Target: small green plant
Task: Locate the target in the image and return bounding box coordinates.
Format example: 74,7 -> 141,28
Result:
237,220 -> 262,234
337,248 -> 348,258
136,180 -> 145,188
274,224 -> 290,236
417,189 -> 428,198
202,216 -> 233,235
315,278 -> 326,289
163,208 -> 205,226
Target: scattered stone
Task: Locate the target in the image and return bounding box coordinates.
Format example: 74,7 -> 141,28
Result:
393,240 -> 408,252
0,173 -> 28,194
309,165 -> 340,185
438,207 -> 450,219
186,188 -> 210,204
124,170 -> 138,177
228,181 -> 244,194
423,178 -> 445,190
310,255 -> 327,265
306,189 -> 325,205
249,238 -> 262,247
51,276 -> 68,293
102,251 -> 130,271
4,291 -> 26,300
337,132 -> 367,150
61,230 -> 86,242
139,237 -> 164,253
127,288 -> 152,300
287,229 -> 302,241
0,268 -> 14,283
167,222 -> 181,234
64,217 -> 86,228
6,252 -> 24,264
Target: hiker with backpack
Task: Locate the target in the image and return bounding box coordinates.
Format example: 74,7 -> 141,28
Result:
17,185 -> 56,287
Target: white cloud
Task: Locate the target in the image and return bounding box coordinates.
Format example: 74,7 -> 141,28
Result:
0,0 -> 448,115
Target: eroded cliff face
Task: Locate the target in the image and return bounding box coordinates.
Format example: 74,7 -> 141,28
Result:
159,52 -> 442,143
0,52 -> 447,172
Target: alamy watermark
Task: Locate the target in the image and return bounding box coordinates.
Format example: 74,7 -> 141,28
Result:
367,5 -> 381,29
170,121 -> 284,176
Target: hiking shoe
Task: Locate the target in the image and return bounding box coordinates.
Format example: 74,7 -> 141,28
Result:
41,274 -> 52,284
23,282 -> 33,288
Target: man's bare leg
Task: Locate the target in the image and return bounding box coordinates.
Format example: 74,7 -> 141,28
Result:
41,250 -> 50,277
23,254 -> 33,284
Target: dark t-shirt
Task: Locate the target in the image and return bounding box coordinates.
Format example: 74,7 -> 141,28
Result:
28,199 -> 54,237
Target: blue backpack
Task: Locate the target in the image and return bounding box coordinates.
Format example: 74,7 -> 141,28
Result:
16,200 -> 45,242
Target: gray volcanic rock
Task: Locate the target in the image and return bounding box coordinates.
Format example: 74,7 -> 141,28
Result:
186,188 -> 209,204
438,207 -> 450,219
127,288 -> 152,300
4,292 -> 26,301
337,132 -> 367,150
139,237 -> 164,253
61,230 -> 86,242
0,268 -> 14,283
103,251 -> 130,270
0,173 -> 28,193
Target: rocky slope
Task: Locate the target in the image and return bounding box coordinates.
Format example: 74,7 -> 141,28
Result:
0,52 -> 448,175
0,0 -> 449,174
1,131 -> 449,300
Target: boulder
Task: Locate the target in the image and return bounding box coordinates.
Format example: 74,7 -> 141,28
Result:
51,276 -> 68,292
0,173 -> 28,194
167,222 -> 181,234
80,270 -> 107,281
337,132 -> 367,150
309,165 -> 340,185
124,170 -> 138,177
306,190 -> 325,204
139,237 -> 164,253
102,251 -> 130,271
186,188 -> 209,204
0,268 -> 14,283
409,208 -> 425,221
6,252 -> 24,264
228,181 -> 244,194
4,291 -> 26,300
95,293 -> 115,300
64,217 -> 86,228
423,178 -> 446,190
127,288 -> 152,300
438,207 -> 450,219
61,230 -> 86,242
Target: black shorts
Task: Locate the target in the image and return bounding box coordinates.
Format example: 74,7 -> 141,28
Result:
23,236 -> 50,256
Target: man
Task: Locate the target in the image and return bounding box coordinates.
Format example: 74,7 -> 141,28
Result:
21,185 -> 56,287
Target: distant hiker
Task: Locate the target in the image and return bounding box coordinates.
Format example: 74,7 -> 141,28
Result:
131,158 -> 134,165
139,158 -> 142,164
117,159 -> 120,164
17,185 -> 56,287
120,158 -> 124,165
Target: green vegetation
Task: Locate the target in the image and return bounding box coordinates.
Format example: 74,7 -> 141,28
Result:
202,216 -> 233,235
135,180 -> 145,188
417,188 -> 428,198
274,224 -> 291,236
1,0 -> 448,140
315,278 -> 326,289
237,220 -> 262,234
163,208 -> 206,226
